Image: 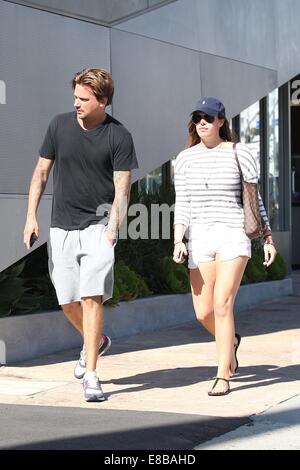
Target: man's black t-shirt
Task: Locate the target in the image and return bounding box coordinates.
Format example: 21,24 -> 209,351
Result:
39,112 -> 138,230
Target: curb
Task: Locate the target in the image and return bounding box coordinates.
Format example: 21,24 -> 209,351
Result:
0,277 -> 293,364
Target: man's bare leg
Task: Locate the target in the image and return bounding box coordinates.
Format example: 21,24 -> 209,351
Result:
81,296 -> 104,373
62,301 -> 83,336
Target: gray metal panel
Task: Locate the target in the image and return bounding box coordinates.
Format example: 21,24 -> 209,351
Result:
0,1 -> 110,194
148,0 -> 175,6
7,1 -> 177,24
276,0 -> 300,86
115,0 -> 277,70
200,53 -> 278,118
6,0 -> 148,23
110,29 -> 201,181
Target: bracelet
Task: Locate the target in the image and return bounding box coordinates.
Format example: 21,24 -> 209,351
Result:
264,241 -> 275,246
174,241 -> 184,246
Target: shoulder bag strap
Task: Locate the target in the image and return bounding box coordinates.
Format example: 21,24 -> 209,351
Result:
233,143 -> 244,182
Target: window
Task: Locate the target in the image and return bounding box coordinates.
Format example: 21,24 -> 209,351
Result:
240,101 -> 261,175
138,166 -> 162,194
268,89 -> 280,230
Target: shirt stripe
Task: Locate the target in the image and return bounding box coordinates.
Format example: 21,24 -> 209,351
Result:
174,143 -> 270,230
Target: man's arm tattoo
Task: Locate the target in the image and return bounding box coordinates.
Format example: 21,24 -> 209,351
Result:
107,171 -> 131,234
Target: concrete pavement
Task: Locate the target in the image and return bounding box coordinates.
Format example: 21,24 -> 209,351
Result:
0,272 -> 299,450
196,393 -> 300,450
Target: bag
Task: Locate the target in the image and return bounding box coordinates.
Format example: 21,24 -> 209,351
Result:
233,143 -> 269,240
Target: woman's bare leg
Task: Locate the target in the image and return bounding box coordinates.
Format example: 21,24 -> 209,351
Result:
190,263 -> 216,335
209,255 -> 248,394
190,264 -> 241,376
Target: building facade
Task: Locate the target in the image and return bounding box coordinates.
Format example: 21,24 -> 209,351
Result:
1,0 -> 300,270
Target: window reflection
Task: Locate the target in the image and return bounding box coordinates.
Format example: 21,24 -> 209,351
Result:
240,101 -> 261,175
268,89 -> 280,230
138,166 -> 162,194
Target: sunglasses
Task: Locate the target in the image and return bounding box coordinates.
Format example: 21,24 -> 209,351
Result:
191,113 -> 216,124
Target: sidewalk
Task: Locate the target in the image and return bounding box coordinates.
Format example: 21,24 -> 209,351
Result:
0,272 -> 299,450
196,393 -> 300,450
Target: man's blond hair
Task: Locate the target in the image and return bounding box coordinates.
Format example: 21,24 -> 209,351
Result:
71,68 -> 114,105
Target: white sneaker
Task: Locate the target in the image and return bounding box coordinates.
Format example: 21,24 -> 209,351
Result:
83,376 -> 106,402
74,335 -> 111,380
74,349 -> 86,379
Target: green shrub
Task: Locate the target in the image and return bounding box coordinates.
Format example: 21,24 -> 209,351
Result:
267,253 -> 288,280
116,238 -> 164,293
106,261 -> 152,307
251,238 -> 264,257
243,250 -> 288,284
0,261 -> 46,317
244,254 -> 268,283
114,182 -> 176,295
240,273 -> 249,285
157,256 -> 190,293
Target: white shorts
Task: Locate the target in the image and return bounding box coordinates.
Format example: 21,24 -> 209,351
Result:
188,224 -> 251,269
48,224 -> 115,305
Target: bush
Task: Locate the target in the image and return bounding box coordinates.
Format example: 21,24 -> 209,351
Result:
0,260 -> 55,317
240,273 -> 249,285
157,256 -> 190,293
115,183 -> 175,294
266,253 -> 288,280
106,261 -> 152,307
243,245 -> 289,284
116,238 -> 164,293
244,254 -> 268,283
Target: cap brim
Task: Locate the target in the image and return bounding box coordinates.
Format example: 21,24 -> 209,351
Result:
190,108 -> 220,116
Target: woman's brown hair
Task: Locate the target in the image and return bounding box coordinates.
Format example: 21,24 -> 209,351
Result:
187,114 -> 234,147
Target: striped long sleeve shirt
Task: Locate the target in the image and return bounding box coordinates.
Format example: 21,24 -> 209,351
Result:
174,142 -> 270,230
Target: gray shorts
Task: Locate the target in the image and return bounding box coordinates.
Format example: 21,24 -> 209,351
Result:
48,224 -> 115,305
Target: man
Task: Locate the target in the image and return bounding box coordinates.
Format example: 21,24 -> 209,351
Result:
24,68 -> 138,402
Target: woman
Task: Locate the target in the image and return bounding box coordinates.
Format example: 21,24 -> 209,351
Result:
173,97 -> 277,396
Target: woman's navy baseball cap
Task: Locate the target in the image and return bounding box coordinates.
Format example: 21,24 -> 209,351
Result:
191,97 -> 226,116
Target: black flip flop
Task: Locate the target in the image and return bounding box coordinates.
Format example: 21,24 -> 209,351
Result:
208,377 -> 230,396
